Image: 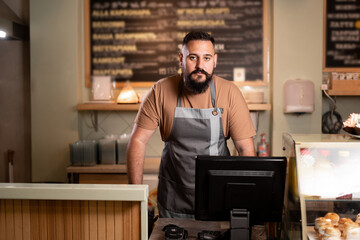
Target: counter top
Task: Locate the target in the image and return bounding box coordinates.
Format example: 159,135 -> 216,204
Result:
0,183 -> 148,201
283,133 -> 360,143
66,158 -> 160,174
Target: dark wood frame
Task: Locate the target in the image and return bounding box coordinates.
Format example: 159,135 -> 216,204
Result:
84,0 -> 270,88
323,0 -> 360,73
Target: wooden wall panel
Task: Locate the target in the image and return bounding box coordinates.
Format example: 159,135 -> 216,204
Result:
131,202 -> 140,240
105,201 -> 115,240
64,200 -> 74,240
55,201 -> 65,240
46,201 -> 56,240
114,201 -> 123,240
30,200 -> 39,240
80,201 -> 90,240
0,199 -> 141,240
6,200 -> 15,239
0,200 -> 6,240
70,200 -> 79,240
21,200 -> 30,240
38,201 -> 48,240
122,202 -> 131,240
97,201 -> 106,240
89,201 -> 98,240
14,200 -> 23,240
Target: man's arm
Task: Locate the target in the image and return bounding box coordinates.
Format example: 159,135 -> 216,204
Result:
126,123 -> 156,184
233,137 -> 256,156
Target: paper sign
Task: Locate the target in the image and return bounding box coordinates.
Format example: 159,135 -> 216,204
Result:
234,68 -> 245,82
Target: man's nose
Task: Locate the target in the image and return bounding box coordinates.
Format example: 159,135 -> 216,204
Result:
196,58 -> 204,69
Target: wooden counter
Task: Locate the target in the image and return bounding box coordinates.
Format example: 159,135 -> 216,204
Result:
0,183 -> 148,240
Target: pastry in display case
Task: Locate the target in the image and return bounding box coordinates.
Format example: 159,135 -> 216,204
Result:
343,113 -> 360,137
282,133 -> 360,240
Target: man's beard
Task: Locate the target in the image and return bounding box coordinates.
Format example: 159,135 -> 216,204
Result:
184,69 -> 213,94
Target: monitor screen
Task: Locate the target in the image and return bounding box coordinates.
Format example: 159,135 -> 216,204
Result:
195,156 -> 287,225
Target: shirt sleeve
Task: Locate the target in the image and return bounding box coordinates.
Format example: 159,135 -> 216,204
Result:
134,86 -> 159,130
228,85 -> 256,140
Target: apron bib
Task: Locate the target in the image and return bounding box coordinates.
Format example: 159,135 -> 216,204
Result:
157,79 -> 230,218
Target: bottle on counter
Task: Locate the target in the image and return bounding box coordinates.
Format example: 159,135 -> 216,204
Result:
257,133 -> 269,157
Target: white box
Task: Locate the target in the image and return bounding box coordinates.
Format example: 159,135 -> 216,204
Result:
234,68 -> 245,82
92,76 -> 112,101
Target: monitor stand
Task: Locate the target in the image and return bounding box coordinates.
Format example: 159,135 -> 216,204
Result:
230,209 -> 250,240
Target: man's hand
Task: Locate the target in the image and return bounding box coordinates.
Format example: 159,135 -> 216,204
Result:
126,124 -> 156,184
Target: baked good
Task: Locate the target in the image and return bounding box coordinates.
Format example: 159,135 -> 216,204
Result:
338,218 -> 353,235
325,212 -> 340,226
343,113 -> 360,128
321,226 -> 341,240
315,217 -> 332,233
343,221 -> 360,239
355,213 -> 360,224
343,113 -> 360,135
318,223 -> 333,239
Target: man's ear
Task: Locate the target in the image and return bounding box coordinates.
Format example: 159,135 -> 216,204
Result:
214,53 -> 218,68
179,53 -> 183,66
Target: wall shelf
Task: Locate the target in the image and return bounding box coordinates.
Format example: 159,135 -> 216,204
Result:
77,103 -> 271,111
248,103 -> 272,111
77,103 -> 270,132
327,89 -> 360,96
327,80 -> 360,96
77,103 -> 140,111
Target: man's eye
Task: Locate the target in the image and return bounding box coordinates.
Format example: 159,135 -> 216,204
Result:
189,56 -> 197,60
204,57 -> 211,61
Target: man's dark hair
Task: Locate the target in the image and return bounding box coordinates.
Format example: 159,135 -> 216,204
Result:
182,31 -> 215,47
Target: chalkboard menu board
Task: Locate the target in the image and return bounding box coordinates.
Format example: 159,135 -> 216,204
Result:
324,0 -> 360,70
85,0 -> 268,86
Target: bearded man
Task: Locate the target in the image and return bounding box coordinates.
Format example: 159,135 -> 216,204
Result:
127,31 -> 256,218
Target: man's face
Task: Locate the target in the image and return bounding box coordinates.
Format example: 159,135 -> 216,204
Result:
179,40 -> 217,93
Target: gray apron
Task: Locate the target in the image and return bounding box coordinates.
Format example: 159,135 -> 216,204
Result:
157,79 -> 230,218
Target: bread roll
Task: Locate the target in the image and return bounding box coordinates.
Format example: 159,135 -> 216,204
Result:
322,226 -> 341,240
315,217 -> 332,233
338,218 -> 353,235
344,221 -> 360,239
324,212 -> 340,226
356,213 -> 360,224
318,223 -> 333,239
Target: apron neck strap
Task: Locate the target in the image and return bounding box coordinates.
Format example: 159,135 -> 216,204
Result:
177,77 -> 217,108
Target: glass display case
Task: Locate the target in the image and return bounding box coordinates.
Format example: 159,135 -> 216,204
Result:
282,133 -> 360,240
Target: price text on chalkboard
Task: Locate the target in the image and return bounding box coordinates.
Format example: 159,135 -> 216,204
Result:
325,0 -> 360,69
88,0 -> 265,83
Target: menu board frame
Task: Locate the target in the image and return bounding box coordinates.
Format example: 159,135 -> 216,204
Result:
84,0 -> 270,88
323,0 -> 360,72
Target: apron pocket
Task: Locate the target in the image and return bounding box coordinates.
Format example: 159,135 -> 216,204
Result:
158,175 -> 195,214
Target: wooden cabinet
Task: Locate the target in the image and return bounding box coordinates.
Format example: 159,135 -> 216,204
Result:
0,183 -> 149,240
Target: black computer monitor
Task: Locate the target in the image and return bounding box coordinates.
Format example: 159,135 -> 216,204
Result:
195,155 -> 287,227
